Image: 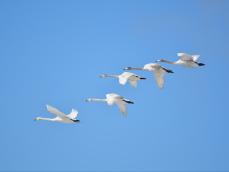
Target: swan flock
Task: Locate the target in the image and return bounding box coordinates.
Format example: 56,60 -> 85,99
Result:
35,52 -> 205,123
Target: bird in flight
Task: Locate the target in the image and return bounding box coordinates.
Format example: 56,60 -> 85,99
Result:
34,105 -> 80,123
99,71 -> 146,88
156,52 -> 205,68
86,93 -> 134,116
124,63 -> 173,89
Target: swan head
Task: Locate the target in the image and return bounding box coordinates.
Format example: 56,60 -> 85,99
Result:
99,74 -> 107,78
34,117 -> 40,121
123,67 -> 132,70
155,59 -> 165,62
85,98 -> 92,102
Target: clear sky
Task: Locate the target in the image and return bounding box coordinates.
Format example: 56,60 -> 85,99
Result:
0,0 -> 229,171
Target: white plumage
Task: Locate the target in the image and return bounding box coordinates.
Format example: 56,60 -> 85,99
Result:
124,63 -> 173,89
100,72 -> 146,88
86,93 -> 134,116
156,52 -> 205,68
34,105 -> 80,123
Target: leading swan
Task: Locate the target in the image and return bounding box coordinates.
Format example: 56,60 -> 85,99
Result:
156,52 -> 205,68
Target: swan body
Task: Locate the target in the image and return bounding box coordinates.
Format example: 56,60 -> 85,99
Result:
34,105 -> 80,123
100,72 -> 146,87
124,63 -> 173,89
86,93 -> 134,115
156,52 -> 205,68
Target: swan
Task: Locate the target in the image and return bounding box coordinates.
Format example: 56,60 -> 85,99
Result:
99,72 -> 146,87
156,52 -> 205,68
124,63 -> 173,89
86,93 -> 134,115
34,105 -> 80,123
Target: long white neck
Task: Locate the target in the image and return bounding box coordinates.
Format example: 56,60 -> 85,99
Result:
36,117 -> 55,121
124,67 -> 144,70
86,98 -> 107,102
100,74 -> 119,78
160,59 -> 176,64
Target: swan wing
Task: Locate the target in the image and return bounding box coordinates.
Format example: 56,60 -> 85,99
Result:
106,93 -> 118,105
119,77 -> 128,85
129,80 -> 137,87
177,53 -> 193,61
67,109 -> 78,119
115,100 -> 127,116
121,72 -> 134,78
192,55 -> 200,62
153,69 -> 165,89
46,105 -> 66,118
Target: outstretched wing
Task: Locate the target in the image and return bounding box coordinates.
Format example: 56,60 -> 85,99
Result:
66,109 -> 78,119
177,53 -> 193,61
115,99 -> 128,116
129,80 -> 137,87
153,69 -> 165,89
128,75 -> 140,88
119,77 -> 128,85
46,105 -> 66,118
192,55 -> 200,62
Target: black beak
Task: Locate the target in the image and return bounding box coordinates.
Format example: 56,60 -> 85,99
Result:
123,67 -> 131,70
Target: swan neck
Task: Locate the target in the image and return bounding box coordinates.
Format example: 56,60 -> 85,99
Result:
161,59 -> 175,64
104,74 -> 119,78
37,117 -> 54,121
87,98 -> 107,102
128,67 -> 143,70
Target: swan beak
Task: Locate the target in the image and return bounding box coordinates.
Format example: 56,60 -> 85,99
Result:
99,74 -> 105,78
123,67 -> 131,70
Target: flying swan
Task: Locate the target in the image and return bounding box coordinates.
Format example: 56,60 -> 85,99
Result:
34,105 -> 80,123
156,52 -> 205,68
86,93 -> 134,115
124,63 -> 173,89
99,71 -> 146,87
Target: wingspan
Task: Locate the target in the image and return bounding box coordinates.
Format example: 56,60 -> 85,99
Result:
177,53 -> 193,61
46,105 -> 66,118
119,77 -> 128,85
115,100 -> 128,116
192,55 -> 200,62
153,69 -> 165,89
129,80 -> 137,87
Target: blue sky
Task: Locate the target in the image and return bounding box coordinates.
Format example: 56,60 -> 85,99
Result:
0,0 -> 229,171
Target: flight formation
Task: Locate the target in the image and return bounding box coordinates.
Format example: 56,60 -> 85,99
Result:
34,52 -> 205,123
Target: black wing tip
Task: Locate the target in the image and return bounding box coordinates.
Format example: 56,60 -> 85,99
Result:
124,100 -> 134,104
162,67 -> 174,73
166,69 -> 174,73
198,63 -> 205,66
123,67 -> 131,70
73,119 -> 80,123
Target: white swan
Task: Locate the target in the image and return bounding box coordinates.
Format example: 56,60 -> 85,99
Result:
34,105 -> 80,123
99,72 -> 146,87
124,63 -> 173,89
86,93 -> 134,115
156,52 -> 205,68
